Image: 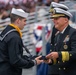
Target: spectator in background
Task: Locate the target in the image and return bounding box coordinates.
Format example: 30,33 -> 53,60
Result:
36,0 -> 45,6
0,7 -> 43,75
52,0 -> 59,3
52,0 -> 65,3
0,4 -> 10,19
46,0 -> 51,6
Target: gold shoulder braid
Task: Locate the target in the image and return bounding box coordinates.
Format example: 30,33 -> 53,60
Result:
61,51 -> 69,62
9,24 -> 22,38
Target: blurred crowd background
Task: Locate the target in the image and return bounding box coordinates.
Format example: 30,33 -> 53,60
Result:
0,0 -> 76,20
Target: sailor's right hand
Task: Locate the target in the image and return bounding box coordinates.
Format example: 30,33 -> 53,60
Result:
35,56 -> 43,65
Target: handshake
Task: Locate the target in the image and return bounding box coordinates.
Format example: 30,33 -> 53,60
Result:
35,52 -> 59,65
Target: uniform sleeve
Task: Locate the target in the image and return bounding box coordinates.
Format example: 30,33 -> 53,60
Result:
8,36 -> 36,69
58,31 -> 76,62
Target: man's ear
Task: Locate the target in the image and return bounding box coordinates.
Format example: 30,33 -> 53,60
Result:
65,18 -> 68,23
16,18 -> 20,24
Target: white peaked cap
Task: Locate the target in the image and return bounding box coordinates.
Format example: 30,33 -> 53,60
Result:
11,8 -> 29,18
50,2 -> 69,10
51,8 -> 72,18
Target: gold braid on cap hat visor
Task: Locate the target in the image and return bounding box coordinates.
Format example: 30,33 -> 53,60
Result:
51,14 -> 65,18
50,8 -> 66,18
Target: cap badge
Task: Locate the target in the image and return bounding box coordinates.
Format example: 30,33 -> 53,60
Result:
64,44 -> 68,50
52,9 -> 56,14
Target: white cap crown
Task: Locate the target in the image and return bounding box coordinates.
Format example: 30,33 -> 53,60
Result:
11,8 -> 29,18
50,2 -> 69,10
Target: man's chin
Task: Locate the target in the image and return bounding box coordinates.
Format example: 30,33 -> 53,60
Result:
55,25 -> 58,29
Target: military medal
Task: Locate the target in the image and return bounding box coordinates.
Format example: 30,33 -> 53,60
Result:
64,45 -> 68,49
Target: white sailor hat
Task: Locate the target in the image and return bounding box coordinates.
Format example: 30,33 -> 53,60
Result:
51,8 -> 72,19
50,2 -> 69,12
11,8 -> 28,18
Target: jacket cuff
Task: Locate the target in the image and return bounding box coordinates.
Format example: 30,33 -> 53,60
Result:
32,60 -> 37,65
58,52 -> 62,61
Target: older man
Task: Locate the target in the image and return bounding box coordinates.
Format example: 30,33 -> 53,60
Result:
44,4 -> 76,75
